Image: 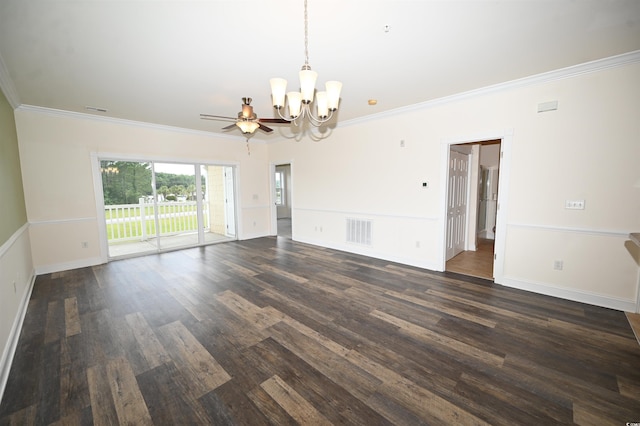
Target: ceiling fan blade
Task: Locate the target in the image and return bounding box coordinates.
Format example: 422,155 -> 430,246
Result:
200,114 -> 236,121
222,123 -> 237,130
258,123 -> 274,133
258,118 -> 291,124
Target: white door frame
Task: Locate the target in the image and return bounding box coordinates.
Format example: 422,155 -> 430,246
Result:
270,160 -> 294,238
91,152 -> 240,261
439,129 -> 513,284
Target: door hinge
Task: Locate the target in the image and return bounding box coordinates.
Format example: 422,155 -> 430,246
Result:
494,253 -> 497,260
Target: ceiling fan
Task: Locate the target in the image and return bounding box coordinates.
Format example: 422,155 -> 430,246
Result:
200,97 -> 290,134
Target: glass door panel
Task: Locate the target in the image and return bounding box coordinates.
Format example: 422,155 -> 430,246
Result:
153,162 -> 198,250
101,159 -> 237,259
204,165 -> 237,242
101,160 -> 158,258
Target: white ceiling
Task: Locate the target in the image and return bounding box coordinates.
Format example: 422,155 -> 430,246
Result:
1,0 -> 639,141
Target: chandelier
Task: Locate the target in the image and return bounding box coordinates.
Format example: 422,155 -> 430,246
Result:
270,0 -> 342,127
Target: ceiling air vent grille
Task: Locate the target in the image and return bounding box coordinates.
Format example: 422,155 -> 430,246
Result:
346,218 -> 372,246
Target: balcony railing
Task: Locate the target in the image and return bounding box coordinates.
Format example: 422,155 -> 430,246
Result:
105,199 -> 209,242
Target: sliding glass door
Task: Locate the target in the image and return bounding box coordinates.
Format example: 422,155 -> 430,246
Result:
100,159 -> 236,258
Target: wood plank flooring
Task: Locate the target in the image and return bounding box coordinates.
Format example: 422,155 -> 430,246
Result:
446,238 -> 494,280
1,237 -> 639,425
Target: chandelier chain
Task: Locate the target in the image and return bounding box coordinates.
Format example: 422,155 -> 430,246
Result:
269,0 -> 342,131
304,0 -> 309,67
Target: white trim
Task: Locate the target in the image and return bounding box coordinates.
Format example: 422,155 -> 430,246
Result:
269,163 -> 277,236
16,104 -> 270,144
295,235 -> 441,272
91,153 -> 110,264
29,217 -> 96,226
501,276 -> 636,312
239,232 -> 272,241
95,152 -> 242,168
270,161 -> 296,238
508,222 -> 630,238
7,51 -> 638,143
0,223 -> 29,258
0,52 -> 20,108
91,155 -> 243,260
0,271 -> 35,405
493,131 -> 513,283
636,267 -> 640,314
294,206 -> 439,222
340,50 -> 640,128
439,129 -> 513,279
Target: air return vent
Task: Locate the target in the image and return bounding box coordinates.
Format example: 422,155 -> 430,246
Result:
346,218 -> 372,246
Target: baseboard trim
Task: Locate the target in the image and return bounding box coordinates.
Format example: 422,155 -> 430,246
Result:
500,276 -> 636,312
0,270 -> 36,405
294,236 -> 441,272
291,237 -> 634,312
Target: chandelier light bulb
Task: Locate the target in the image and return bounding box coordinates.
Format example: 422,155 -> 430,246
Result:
270,78 -> 287,109
287,91 -> 302,118
315,91 -> 328,118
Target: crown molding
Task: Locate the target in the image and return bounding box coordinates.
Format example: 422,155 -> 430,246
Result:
15,104 -> 268,144
341,49 -> 640,128
0,52 -> 20,108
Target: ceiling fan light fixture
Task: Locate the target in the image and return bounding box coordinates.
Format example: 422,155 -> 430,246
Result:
270,0 -> 342,128
236,120 -> 260,134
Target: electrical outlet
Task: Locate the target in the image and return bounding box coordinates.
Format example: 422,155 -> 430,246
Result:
553,260 -> 563,270
416,241 -> 421,248
81,241 -> 89,248
565,200 -> 585,210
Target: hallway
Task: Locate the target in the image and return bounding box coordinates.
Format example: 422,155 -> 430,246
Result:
446,238 -> 494,280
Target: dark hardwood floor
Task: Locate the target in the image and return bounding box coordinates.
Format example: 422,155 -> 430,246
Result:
1,237 -> 639,425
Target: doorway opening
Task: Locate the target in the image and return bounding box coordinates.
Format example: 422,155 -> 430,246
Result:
274,164 -> 292,239
445,139 -> 501,280
98,159 -> 237,259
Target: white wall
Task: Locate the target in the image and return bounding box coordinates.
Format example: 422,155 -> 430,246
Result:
15,108 -> 272,273
12,57 -> 640,312
268,59 -> 640,311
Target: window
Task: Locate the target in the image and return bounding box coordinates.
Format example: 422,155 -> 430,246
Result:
275,171 -> 285,206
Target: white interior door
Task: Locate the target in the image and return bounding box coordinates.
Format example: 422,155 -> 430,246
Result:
446,150 -> 469,261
